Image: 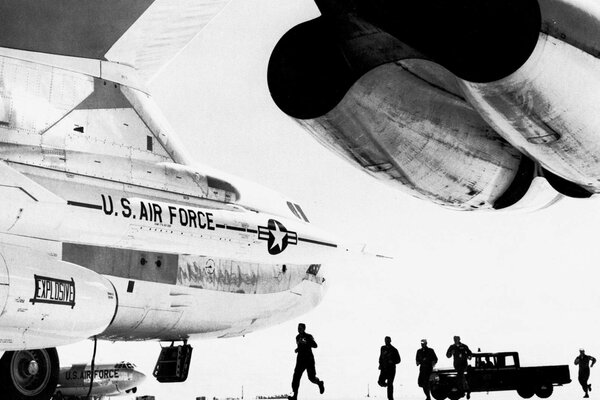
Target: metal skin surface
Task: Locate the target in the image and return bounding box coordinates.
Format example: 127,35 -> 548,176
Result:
268,0 -> 600,209
460,36 -> 600,193
460,0 -> 600,193
0,242 -> 117,351
296,61 -> 532,210
55,361 -> 145,398
0,23 -> 333,350
0,3 -> 325,399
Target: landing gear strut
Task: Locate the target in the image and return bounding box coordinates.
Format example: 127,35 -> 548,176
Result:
153,340 -> 193,383
0,348 -> 59,400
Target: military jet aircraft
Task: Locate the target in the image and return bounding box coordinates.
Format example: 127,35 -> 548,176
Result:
0,1 -> 340,399
268,0 -> 600,211
53,361 -> 145,400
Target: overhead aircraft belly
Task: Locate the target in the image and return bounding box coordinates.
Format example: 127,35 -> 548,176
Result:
268,0 -> 600,209
268,9 -> 557,210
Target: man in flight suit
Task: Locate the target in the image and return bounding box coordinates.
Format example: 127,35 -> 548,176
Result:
378,336 -> 401,400
416,339 -> 438,400
575,348 -> 597,398
446,336 -> 472,399
289,323 -> 324,400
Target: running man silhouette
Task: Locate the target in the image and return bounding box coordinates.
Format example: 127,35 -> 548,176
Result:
378,336 -> 401,400
416,339 -> 438,400
575,348 -> 596,398
289,323 -> 324,400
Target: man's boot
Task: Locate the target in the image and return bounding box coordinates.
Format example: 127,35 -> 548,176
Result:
318,380 -> 325,394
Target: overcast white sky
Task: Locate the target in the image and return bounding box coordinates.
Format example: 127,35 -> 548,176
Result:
60,1 -> 600,399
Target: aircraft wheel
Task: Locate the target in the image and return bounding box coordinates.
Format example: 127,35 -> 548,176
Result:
535,383 -> 553,398
0,348 -> 59,400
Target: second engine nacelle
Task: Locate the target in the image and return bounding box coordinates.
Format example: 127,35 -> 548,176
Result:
0,243 -> 117,350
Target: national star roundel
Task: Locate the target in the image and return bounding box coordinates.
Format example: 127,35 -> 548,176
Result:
257,219 -> 298,255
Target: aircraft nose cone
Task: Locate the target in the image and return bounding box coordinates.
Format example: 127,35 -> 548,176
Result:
132,370 -> 146,384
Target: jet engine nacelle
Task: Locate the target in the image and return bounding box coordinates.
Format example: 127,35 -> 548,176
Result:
268,9 -> 561,211
459,0 -> 600,194
268,0 -> 600,209
0,243 -> 117,350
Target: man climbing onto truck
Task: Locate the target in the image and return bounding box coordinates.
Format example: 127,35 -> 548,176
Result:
446,336 -> 472,399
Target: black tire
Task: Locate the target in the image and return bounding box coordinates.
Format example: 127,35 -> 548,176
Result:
431,386 -> 448,400
535,383 -> 553,399
447,389 -> 465,400
517,386 -> 535,398
447,393 -> 463,400
0,348 -> 59,400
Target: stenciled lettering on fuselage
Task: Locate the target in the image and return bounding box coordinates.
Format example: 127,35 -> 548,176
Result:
97,195 -> 303,255
29,275 -> 76,308
64,369 -> 120,380
101,195 -> 216,229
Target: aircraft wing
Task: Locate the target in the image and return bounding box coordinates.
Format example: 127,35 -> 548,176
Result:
0,0 -> 231,82
0,161 -> 64,205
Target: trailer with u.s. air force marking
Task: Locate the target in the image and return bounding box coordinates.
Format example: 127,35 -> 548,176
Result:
54,361 -> 146,399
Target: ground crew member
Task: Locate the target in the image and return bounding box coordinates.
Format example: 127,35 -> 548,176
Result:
289,323 -> 324,400
575,348 -> 596,398
378,336 -> 401,400
416,339 -> 438,400
446,336 -> 472,399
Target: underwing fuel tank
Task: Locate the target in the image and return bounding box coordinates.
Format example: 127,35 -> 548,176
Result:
268,0 -> 600,209
0,243 -> 117,351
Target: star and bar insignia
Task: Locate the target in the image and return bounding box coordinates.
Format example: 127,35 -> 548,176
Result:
258,219 -> 298,255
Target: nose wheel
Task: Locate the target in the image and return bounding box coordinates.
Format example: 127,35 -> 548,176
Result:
0,348 -> 59,400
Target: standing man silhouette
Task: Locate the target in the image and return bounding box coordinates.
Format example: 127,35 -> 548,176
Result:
446,336 -> 472,399
289,323 -> 324,400
575,348 -> 596,398
378,336 -> 401,400
416,339 -> 438,400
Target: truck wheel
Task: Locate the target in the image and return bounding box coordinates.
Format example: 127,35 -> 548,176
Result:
447,390 -> 464,400
0,348 -> 59,400
535,383 -> 553,398
517,386 -> 535,398
431,386 -> 447,400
